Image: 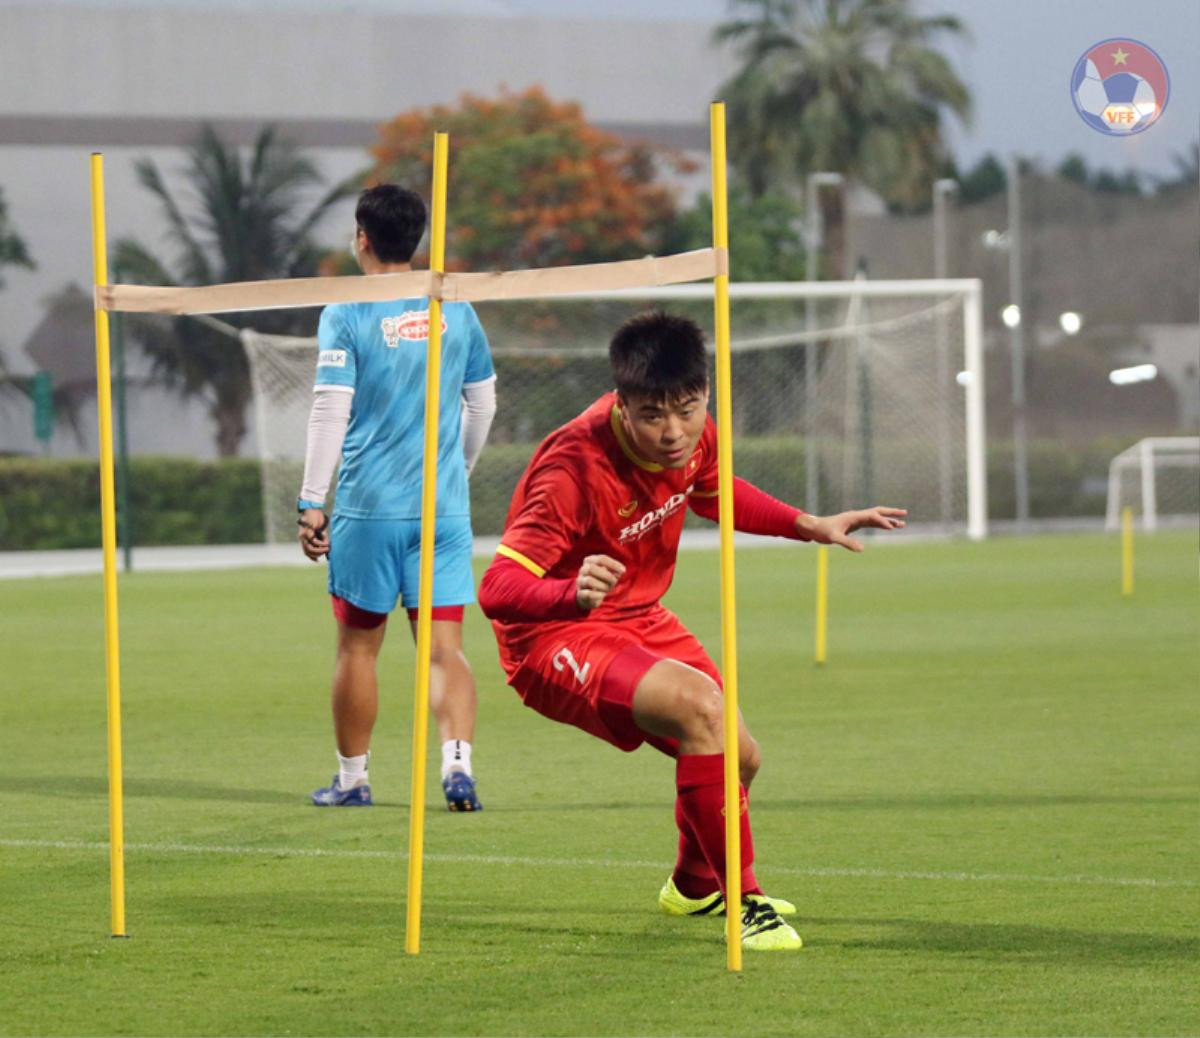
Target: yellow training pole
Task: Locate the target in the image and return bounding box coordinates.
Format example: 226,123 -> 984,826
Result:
1121,506 -> 1134,596
406,131 -> 449,956
710,101 -> 742,972
90,153 -> 127,938
815,546 -> 828,664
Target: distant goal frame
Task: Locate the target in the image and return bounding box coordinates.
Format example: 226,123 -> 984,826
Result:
1105,436 -> 1200,532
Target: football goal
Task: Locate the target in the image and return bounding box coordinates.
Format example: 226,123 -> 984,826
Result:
243,278 -> 986,545
1105,437 -> 1200,531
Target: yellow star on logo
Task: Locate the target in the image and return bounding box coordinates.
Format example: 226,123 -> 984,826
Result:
1112,46 -> 1130,66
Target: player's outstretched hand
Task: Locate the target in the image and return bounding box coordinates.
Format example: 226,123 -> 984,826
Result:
298,508 -> 330,562
801,506 -> 907,553
575,554 -> 625,611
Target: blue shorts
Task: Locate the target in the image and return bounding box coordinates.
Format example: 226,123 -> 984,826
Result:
327,514 -> 476,615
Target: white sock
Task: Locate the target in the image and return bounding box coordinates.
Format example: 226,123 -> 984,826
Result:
441,739 -> 472,780
338,751 -> 369,789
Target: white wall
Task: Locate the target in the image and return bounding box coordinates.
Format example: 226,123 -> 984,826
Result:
0,5 -> 727,125
1,4 -> 731,455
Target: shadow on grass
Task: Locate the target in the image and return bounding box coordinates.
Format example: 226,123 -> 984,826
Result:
5,774 -> 304,806
810,914 -> 1200,965
12,775 -> 661,814
501,800 -> 661,813
152,892 -> 1198,969
151,891 -> 684,950
755,791 -> 1197,812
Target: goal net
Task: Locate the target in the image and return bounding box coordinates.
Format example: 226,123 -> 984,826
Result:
1105,437 -> 1200,531
242,330 -> 327,545
242,279 -> 985,545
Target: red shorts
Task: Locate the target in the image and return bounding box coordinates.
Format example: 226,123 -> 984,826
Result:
504,606 -> 722,753
332,595 -> 463,629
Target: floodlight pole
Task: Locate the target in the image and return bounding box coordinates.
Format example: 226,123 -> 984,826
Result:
932,179 -> 958,281
804,172 -> 844,514
1006,155 -> 1030,528
933,178 -> 958,529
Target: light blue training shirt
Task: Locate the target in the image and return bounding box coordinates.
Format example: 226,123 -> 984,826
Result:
313,298 -> 495,519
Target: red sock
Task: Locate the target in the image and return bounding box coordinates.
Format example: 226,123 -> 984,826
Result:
672,798 -> 719,898
674,753 -> 760,898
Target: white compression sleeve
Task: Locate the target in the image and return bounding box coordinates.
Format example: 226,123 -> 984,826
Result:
300,387 -> 352,505
461,376 -> 497,475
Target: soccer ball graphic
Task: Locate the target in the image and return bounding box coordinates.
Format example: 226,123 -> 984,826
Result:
1074,59 -> 1158,134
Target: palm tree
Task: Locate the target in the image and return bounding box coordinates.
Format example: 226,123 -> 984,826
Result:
0,187 -> 35,289
715,0 -> 970,272
0,188 -> 37,418
114,125 -> 355,456
1156,141 -> 1199,195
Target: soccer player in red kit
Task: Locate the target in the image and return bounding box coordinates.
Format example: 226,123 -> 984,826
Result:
477,312 -> 906,951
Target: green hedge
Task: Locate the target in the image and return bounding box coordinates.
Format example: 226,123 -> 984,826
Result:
0,457 -> 262,550
985,438 -> 1127,522
0,437 -> 1138,551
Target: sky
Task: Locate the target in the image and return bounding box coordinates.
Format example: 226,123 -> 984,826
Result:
6,0 -> 1196,177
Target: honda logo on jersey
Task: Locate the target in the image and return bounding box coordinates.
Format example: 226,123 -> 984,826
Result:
381,310 -> 448,347
618,487 -> 693,543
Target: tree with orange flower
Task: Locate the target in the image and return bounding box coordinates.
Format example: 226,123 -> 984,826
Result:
368,87 -> 689,270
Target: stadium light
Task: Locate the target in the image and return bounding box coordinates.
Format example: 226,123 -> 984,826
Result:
1109,363 -> 1157,386
1059,310 -> 1083,335
1001,303 -> 1021,328
981,228 -> 1010,249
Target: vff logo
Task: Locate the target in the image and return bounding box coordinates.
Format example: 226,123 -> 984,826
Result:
1071,38 -> 1169,136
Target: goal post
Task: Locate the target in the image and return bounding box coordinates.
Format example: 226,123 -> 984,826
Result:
242,329 -> 327,545
1105,437 -> 1200,532
242,277 -> 987,545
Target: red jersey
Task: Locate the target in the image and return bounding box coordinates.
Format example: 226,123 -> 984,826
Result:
492,393 -> 718,632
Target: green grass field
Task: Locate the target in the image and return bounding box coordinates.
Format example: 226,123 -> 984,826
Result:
2,531 -> 1197,1037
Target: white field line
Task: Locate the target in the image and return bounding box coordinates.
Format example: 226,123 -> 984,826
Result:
1,838 -> 1192,890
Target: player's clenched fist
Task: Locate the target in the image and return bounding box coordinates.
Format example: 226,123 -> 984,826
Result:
297,508 -> 330,561
575,554 -> 626,611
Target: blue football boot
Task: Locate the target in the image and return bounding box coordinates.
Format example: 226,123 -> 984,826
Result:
442,769 -> 482,812
311,775 -> 372,807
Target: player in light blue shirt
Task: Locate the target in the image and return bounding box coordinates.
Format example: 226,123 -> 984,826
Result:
310,297 -> 493,521
298,185 -> 496,811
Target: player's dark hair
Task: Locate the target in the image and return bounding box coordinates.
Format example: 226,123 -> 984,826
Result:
609,312 -> 709,403
355,184 -> 426,263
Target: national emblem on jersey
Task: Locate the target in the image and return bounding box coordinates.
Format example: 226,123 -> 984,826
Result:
381,310 -> 449,347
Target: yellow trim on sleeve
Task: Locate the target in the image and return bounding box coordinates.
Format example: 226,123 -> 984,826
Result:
496,543 -> 547,578
690,488 -> 719,498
